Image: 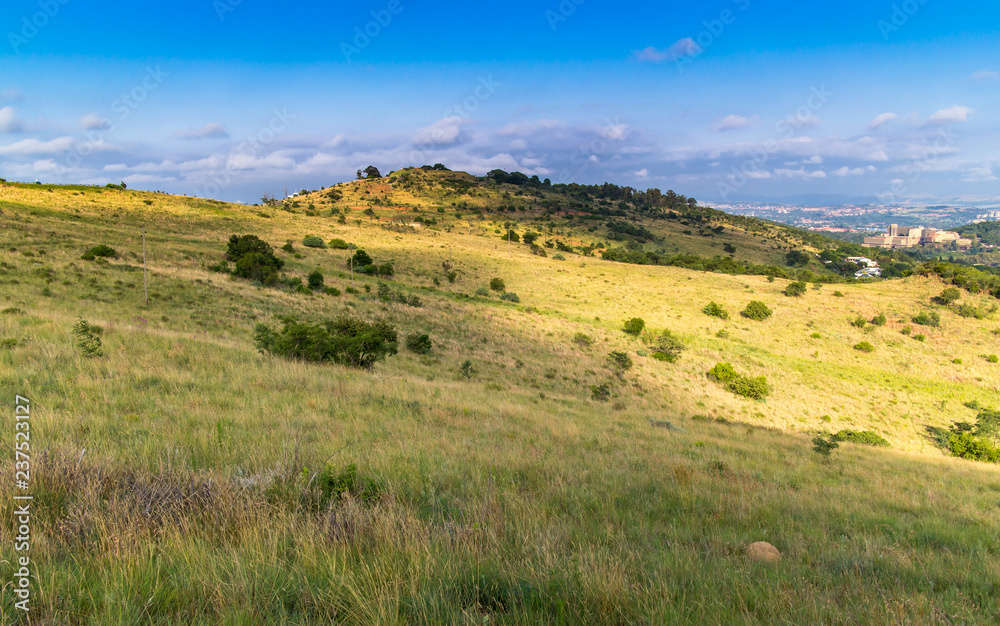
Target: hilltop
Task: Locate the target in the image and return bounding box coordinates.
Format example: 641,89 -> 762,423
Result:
2,175 -> 1000,623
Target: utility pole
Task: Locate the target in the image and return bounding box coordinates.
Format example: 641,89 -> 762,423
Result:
142,225 -> 148,306
508,228 -> 511,256
350,255 -> 354,282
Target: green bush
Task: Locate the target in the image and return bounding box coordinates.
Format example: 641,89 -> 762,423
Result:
702,302 -> 729,320
913,334 -> 926,342
499,292 -> 520,303
349,249 -> 373,268
854,341 -> 874,353
307,270 -> 324,290
707,362 -> 770,399
648,329 -> 684,363
725,375 -> 771,400
475,287 -> 490,296
81,244 -> 118,261
312,463 -> 386,507
957,304 -> 986,319
985,354 -> 999,363
328,238 -> 350,249
784,281 -> 807,297
832,429 -> 889,447
622,317 -> 646,336
375,262 -> 394,277
324,287 -> 341,297
573,332 -> 594,347
405,333 -> 432,354
741,301 -> 772,321
833,291 -> 844,297
912,311 -> 941,327
253,315 -> 398,369
607,351 -> 633,372
72,318 -> 103,357
900,325 -> 912,336
489,278 -> 506,292
591,383 -> 611,401
812,436 -> 839,458
851,316 -> 867,329
227,234 -> 281,265
870,314 -> 887,326
948,432 -> 1000,463
706,362 -> 739,383
933,287 -> 961,305
302,235 -> 326,248
233,253 -> 280,286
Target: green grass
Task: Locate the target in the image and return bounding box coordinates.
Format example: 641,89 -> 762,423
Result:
2,180 -> 1000,623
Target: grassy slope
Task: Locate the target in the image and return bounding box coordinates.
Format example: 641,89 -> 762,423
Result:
2,180 -> 1000,624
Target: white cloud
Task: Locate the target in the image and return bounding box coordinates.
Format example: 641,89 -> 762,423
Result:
804,155 -> 823,164
774,167 -> 827,179
80,114 -> 111,131
963,163 -> 997,182
412,116 -> 471,146
970,69 -> 999,81
0,136 -> 75,155
924,105 -> 973,126
634,168 -> 649,178
710,114 -> 758,132
0,107 -> 24,133
174,122 -> 229,140
635,38 -> 701,63
602,123 -> 628,141
867,113 -> 897,130
498,119 -> 564,136
832,166 -> 870,176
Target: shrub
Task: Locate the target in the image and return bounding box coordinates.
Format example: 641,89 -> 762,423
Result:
706,362 -> 739,383
948,432 -> 1000,463
707,362 -> 770,399
957,304 -> 985,319
375,262 -> 394,277
552,253 -> 566,261
475,287 -> 490,296
648,329 -> 684,363
446,271 -> 458,283
985,354 -> 999,363
725,375 -> 771,400
833,291 -> 844,297
405,333 -> 432,354
312,463 -> 386,506
741,301 -> 772,321
349,249 -> 373,268
227,234 -> 282,266
854,341 -> 874,353
912,311 -> 941,327
324,287 -> 341,297
281,242 -> 294,253
716,329 -> 730,339
914,334 -> 926,342
811,332 -> 822,339
702,302 -> 729,320
489,278 -> 506,292
933,287 -> 961,305
253,315 -> 398,369
499,292 -> 520,303
328,238 -> 350,249
784,281 -> 807,297
812,436 -> 839,458
459,360 -> 476,379
831,429 -> 889,447
72,318 -> 103,357
307,270 -> 324,290
591,383 -> 612,401
870,314 -> 887,326
900,325 -> 912,336
607,351 -> 633,372
622,317 -> 646,336
233,253 -> 280,286
81,244 -> 117,261
850,316 -> 867,329
573,332 -> 594,347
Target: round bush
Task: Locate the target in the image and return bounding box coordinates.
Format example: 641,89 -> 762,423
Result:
405,333 -> 432,354
854,341 -> 874,353
82,244 -> 118,261
622,318 -> 646,336
307,270 -> 324,290
741,301 -> 772,321
702,302 -> 729,320
302,236 -> 326,248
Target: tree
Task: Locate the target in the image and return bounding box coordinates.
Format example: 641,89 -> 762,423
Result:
350,249 -> 373,268
489,278 -> 506,292
622,318 -> 645,336
786,250 -> 811,267
363,165 -> 382,179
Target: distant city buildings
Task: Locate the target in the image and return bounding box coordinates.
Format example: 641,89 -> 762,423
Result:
863,224 -> 972,250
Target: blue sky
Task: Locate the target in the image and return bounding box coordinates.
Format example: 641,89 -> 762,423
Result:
2,0 -> 999,204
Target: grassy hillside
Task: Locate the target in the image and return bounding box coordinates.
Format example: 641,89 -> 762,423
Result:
2,179 -> 1000,623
